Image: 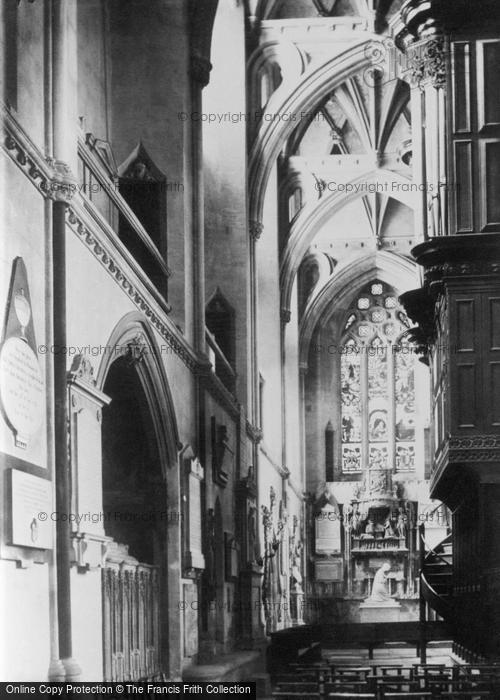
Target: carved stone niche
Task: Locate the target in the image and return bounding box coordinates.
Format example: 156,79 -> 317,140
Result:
182,449 -> 205,578
235,467 -> 265,648
67,355 -> 112,570
236,466 -> 261,571
211,417 -> 234,487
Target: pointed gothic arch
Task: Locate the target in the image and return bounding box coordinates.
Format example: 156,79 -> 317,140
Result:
248,42 -> 378,228
280,169 -> 416,316
298,250 -> 417,366
96,312 -> 181,678
96,312 -> 180,469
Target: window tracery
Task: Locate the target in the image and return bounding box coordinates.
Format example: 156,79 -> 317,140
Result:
340,281 -> 417,473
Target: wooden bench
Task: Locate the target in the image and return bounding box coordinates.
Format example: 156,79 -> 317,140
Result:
319,620 -> 452,659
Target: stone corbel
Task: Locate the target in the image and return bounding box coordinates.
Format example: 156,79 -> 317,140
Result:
280,308 -> 291,324
249,220 -> 263,241
124,332 -> 148,366
190,54 -> 212,88
46,157 -> 78,202
71,531 -> 113,572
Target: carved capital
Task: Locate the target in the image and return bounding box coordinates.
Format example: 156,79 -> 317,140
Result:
48,159 -> 78,202
405,37 -> 447,89
249,220 -> 263,241
280,308 -> 291,324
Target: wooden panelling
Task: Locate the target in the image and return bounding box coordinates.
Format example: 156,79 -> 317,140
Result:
489,298 -> 500,350
449,40 -> 500,235
480,140 -> 500,230
452,42 -> 471,134
477,39 -> 500,130
456,298 -> 476,351
487,362 -> 500,427
456,364 -> 477,428
485,296 -> 500,428
454,141 -> 474,232
451,295 -> 480,432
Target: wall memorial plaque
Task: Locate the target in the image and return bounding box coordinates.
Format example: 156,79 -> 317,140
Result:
0,337 -> 44,448
185,458 -> 205,572
315,503 -> 342,554
315,558 -> 343,581
11,469 -> 52,549
0,257 -> 44,449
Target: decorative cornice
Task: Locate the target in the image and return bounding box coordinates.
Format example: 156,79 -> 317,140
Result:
399,0 -> 445,42
3,111 -> 54,198
411,234 -> 500,289
65,204 -> 198,373
425,260 -> 500,284
67,355 -> 111,408
398,0 -> 500,47
448,435 -> 500,464
3,108 -> 81,201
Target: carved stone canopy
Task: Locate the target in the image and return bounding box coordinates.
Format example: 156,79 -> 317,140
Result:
355,468 -> 401,509
117,142 -> 166,183
313,483 -> 340,517
68,355 -> 96,386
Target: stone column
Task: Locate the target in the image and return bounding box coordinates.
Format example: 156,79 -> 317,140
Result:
50,0 -> 80,682
397,2 -> 448,238
189,56 -> 211,353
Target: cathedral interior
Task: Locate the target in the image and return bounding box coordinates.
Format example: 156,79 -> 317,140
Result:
1,0 -> 500,692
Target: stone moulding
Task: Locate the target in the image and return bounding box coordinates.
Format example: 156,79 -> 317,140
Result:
3,108 -> 250,430
65,202 -> 197,373
3,110 -> 53,198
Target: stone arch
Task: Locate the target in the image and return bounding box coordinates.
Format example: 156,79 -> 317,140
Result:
96,311 -> 180,470
298,250 -> 417,366
248,41 -> 379,227
97,311 -> 182,676
280,169 -> 415,315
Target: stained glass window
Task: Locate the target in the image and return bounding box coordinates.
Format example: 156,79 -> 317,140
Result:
341,339 -> 362,473
340,281 -> 417,473
395,338 -> 416,471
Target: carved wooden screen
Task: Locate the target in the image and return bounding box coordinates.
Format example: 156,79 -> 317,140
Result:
102,559 -> 161,682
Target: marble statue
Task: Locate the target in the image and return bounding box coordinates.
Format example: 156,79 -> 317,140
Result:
368,562 -> 392,602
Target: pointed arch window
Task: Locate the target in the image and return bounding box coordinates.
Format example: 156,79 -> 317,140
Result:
340,281 -> 417,473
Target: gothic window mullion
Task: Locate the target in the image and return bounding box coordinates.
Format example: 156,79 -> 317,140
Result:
341,282 -> 417,475
361,344 -> 369,471
388,345 -> 396,471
